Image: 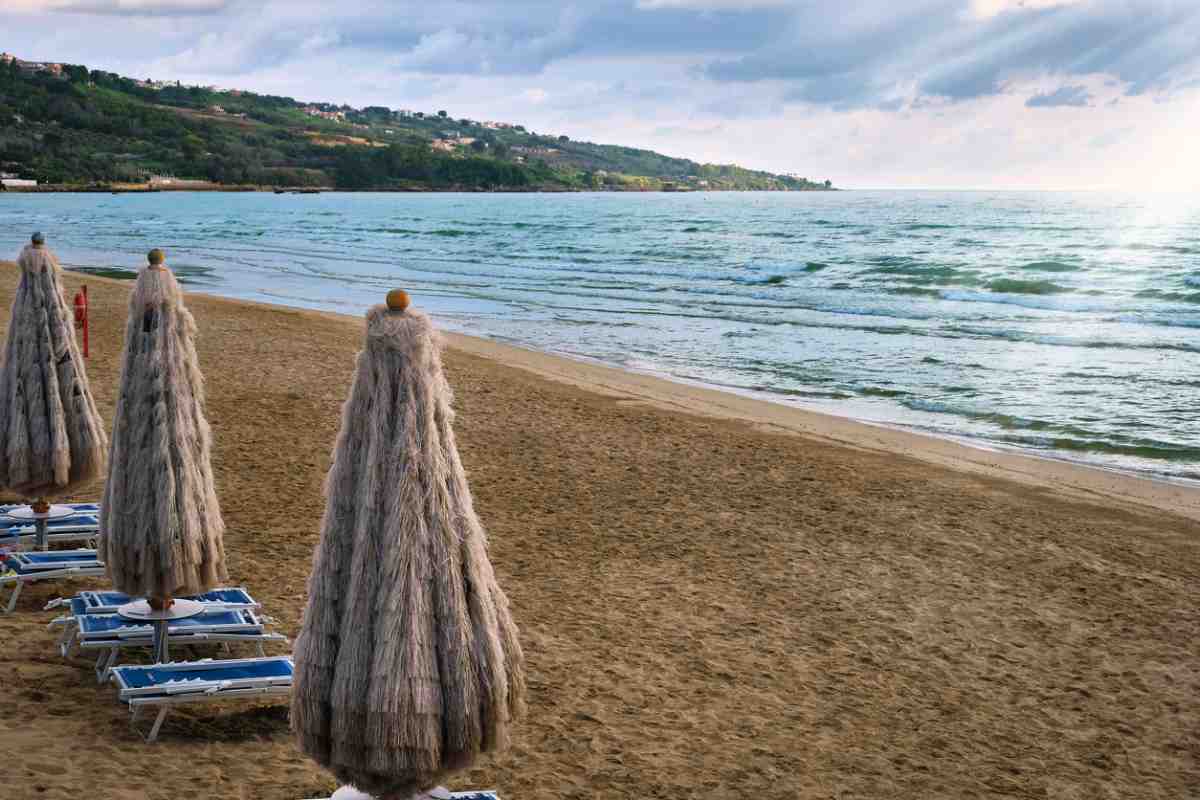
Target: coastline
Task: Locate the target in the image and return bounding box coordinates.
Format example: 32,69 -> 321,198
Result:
0,185 -> 838,194
1,259 -> 1197,799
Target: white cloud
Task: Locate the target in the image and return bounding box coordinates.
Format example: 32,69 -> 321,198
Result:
968,0 -> 1084,19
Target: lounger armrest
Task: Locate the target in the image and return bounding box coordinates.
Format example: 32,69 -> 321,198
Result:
115,625 -> 155,639
159,678 -> 288,696
162,679 -> 224,696
199,602 -> 258,613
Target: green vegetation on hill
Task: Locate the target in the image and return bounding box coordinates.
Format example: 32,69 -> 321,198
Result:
0,58 -> 835,192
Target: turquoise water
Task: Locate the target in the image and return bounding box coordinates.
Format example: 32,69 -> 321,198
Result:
2,190 -> 1198,481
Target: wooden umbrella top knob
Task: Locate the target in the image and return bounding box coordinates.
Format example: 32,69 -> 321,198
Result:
147,248 -> 166,267
386,289 -> 410,311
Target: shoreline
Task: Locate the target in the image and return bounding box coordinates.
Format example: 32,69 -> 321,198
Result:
22,260 -> 1200,524
445,329 -> 1200,524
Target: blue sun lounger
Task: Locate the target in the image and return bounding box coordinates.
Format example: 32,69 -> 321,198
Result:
66,607 -> 288,682
0,503 -> 101,544
0,503 -> 100,515
47,587 -> 263,653
0,514 -> 100,548
109,656 -> 294,742
0,550 -> 105,613
0,501 -> 100,520
46,586 -> 261,616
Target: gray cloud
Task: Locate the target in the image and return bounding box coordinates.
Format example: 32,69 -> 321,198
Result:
3,0 -> 1198,114
1026,84 -> 1091,107
705,1 -> 1200,108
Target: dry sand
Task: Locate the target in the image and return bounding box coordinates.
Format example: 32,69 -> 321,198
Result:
0,262 -> 1196,800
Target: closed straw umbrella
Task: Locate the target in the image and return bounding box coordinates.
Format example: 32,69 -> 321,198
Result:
0,233 -> 106,547
101,248 -> 226,661
292,290 -> 526,800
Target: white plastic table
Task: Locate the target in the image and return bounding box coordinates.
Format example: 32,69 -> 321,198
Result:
4,504 -> 78,551
116,598 -> 206,664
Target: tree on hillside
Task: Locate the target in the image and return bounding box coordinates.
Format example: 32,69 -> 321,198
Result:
437,110 -> 447,118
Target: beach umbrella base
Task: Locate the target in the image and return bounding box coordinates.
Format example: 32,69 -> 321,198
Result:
116,598 -> 206,663
4,504 -> 79,550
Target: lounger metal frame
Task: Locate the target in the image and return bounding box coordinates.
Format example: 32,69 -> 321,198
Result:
110,656 -> 294,742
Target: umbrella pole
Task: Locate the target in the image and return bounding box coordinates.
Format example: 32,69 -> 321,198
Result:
149,596 -> 173,663
32,497 -> 50,551
152,621 -> 169,664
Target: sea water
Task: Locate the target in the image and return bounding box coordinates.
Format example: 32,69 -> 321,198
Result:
2,190 -> 1197,482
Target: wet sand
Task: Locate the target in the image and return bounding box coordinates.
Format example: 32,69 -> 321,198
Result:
1,262 -> 1197,800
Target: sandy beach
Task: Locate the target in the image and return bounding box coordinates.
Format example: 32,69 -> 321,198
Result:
1,261 -> 1197,800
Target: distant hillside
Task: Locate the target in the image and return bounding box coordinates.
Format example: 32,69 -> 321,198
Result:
0,54 -> 835,192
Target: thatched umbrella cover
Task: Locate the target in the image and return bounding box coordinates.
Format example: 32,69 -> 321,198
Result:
100,249 -> 226,604
0,233 -> 106,504
292,290 -> 526,799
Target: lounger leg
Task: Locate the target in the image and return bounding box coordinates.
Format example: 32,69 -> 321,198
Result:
4,581 -> 22,614
95,649 -> 117,683
256,642 -> 265,658
61,628 -> 78,658
56,622 -> 70,651
146,707 -> 169,743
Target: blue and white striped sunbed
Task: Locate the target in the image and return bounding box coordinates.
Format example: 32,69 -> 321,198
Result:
0,549 -> 105,613
109,656 -> 294,742
67,607 -> 288,681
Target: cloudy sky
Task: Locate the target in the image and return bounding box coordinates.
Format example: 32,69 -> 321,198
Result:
3,0 -> 1199,189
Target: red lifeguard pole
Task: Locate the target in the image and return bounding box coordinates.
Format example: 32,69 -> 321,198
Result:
73,286 -> 89,358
